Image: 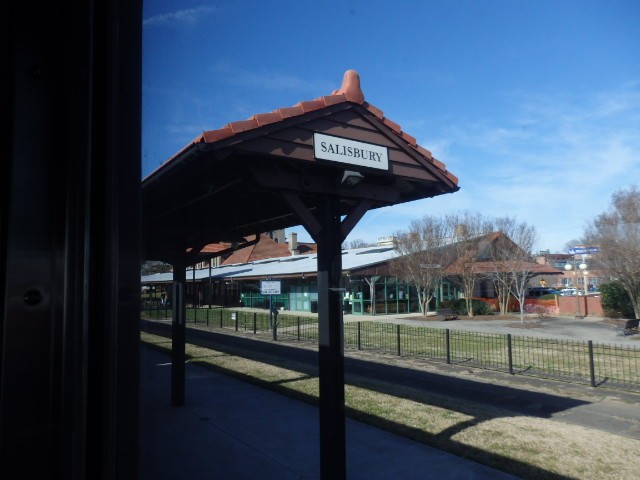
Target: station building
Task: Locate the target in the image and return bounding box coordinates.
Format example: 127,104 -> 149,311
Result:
141,239 -> 461,315
141,230 -> 561,316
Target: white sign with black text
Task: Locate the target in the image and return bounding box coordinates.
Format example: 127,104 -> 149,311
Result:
260,280 -> 281,295
314,133 -> 388,171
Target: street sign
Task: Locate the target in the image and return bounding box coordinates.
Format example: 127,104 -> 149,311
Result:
568,246 -> 599,255
260,280 -> 281,295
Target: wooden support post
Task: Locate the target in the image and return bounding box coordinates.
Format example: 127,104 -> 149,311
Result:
282,192 -> 369,480
316,196 -> 346,480
171,262 -> 186,406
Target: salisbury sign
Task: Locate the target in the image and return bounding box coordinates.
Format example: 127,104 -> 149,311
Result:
314,133 -> 388,171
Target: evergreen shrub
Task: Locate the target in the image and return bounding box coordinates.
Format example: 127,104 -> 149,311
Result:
600,282 -> 634,319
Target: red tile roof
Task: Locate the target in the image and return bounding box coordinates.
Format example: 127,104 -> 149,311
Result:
222,234 -> 316,265
152,70 -> 458,185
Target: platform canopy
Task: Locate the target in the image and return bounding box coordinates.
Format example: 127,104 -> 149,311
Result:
142,70 -> 460,480
142,70 -> 458,262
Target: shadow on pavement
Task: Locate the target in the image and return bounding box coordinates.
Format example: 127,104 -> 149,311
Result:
142,320 -> 588,480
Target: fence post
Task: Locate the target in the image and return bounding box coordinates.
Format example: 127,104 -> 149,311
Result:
206,307 -> 209,326
357,322 -> 361,350
297,317 -> 300,341
253,312 -> 257,334
588,340 -> 596,387
396,324 -> 401,356
273,317 -> 277,341
235,312 -> 239,331
220,308 -> 223,328
446,329 -> 451,364
507,334 -> 513,374
194,307 -> 197,325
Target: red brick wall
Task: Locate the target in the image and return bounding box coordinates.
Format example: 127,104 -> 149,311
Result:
476,295 -> 604,317
556,295 -> 603,316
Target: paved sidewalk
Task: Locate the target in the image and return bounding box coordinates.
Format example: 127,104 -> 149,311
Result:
140,345 -> 521,479
362,313 -> 635,346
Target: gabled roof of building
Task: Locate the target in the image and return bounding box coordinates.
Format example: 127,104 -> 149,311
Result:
221,234 -> 317,265
443,232 -> 564,276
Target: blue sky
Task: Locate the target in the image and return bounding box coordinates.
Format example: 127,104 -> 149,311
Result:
142,0 -> 640,253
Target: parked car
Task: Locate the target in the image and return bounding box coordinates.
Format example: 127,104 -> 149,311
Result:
560,288 -> 577,296
526,287 -> 561,298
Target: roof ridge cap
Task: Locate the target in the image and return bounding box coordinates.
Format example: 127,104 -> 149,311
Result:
331,69 -> 365,104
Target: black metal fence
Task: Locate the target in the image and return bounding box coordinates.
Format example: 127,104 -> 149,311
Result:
142,306 -> 640,392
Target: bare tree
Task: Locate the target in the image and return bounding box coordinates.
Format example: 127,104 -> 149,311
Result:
487,217 -> 538,322
584,186 -> 640,319
444,212 -> 492,317
363,275 -> 380,315
344,238 -> 376,249
391,216 -> 452,316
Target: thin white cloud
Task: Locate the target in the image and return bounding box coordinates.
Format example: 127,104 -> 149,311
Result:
211,63 -> 334,94
143,5 -> 220,28
345,85 -> 640,253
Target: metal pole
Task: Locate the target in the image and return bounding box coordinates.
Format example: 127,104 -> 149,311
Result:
507,333 -> 513,374
269,294 -> 273,328
588,341 -> 596,387
575,268 -> 581,317
446,329 -> 451,364
208,260 -> 212,308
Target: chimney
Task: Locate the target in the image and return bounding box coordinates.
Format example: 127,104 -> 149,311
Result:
289,232 -> 299,256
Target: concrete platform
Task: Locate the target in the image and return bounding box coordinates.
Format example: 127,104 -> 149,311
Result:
140,345 -> 520,479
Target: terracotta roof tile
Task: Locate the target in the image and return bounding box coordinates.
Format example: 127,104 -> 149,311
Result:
416,145 -> 432,159
228,118 -> 259,134
275,105 -> 305,118
431,157 -> 445,171
198,243 -> 232,253
401,131 -> 417,147
382,117 -> 402,134
200,126 -> 234,143
446,172 -> 459,184
297,99 -> 325,113
363,102 -> 384,118
251,112 -> 282,126
321,94 -> 347,106
222,234 -> 297,265
157,69 -> 458,187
